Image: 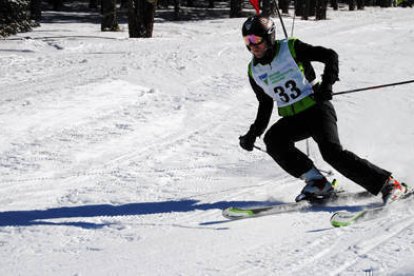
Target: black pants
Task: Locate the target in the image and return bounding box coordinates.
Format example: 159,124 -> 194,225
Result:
263,101 -> 390,195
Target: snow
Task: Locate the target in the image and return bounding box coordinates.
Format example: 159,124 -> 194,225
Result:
1,7 -> 414,275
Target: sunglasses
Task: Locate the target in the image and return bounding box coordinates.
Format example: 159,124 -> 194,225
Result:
243,35 -> 264,46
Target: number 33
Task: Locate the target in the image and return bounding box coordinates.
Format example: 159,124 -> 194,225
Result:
273,80 -> 302,103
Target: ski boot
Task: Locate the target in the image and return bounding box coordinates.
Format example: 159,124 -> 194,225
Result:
295,177 -> 335,202
296,167 -> 335,202
381,176 -> 408,205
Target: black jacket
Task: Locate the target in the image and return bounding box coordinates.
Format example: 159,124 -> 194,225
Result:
248,39 -> 339,137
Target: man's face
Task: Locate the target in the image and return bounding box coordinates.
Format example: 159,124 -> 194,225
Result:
243,35 -> 268,59
249,41 -> 268,59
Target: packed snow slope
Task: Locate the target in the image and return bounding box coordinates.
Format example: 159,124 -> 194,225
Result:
1,7 -> 414,276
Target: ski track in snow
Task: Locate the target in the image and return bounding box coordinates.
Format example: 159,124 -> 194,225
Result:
0,7 -> 414,275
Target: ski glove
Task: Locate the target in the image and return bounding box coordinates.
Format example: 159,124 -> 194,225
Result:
239,131 -> 256,151
314,82 -> 333,102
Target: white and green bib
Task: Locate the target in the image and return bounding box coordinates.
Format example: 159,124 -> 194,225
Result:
249,39 -> 316,117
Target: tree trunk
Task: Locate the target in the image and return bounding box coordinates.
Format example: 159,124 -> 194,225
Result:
89,0 -> 99,9
230,0 -> 242,18
262,0 -> 276,16
302,0 -> 310,20
380,0 -> 392,6
30,0 -> 42,21
295,0 -> 303,16
120,0 -> 128,9
356,0 -> 365,9
128,0 -> 156,38
101,0 -> 119,31
364,0 -> 374,6
49,0 -> 64,11
209,0 -> 214,8
174,0 -> 180,20
315,0 -> 327,20
331,0 -> 338,10
309,0 -> 316,16
349,0 -> 356,10
279,0 -> 290,13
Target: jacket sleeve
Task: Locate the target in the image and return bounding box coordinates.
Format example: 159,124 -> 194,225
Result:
248,75 -> 274,137
294,39 -> 339,85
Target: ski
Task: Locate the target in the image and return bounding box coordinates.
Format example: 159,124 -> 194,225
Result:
330,184 -> 413,228
223,200 -> 309,219
222,190 -> 372,220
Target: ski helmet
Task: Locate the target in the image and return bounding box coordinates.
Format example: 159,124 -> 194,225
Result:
242,15 -> 276,47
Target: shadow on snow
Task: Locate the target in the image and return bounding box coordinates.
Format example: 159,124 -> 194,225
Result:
0,199 -> 371,229
0,199 -> 271,229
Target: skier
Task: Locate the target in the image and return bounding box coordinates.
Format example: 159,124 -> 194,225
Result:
238,15 -> 407,204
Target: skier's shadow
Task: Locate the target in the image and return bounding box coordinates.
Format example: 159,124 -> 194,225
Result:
0,199 -> 374,229
0,199 -> 272,229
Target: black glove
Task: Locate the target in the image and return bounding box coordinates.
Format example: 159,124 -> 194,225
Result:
314,81 -> 333,102
239,131 -> 256,151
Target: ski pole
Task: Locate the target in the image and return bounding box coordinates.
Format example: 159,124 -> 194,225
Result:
333,79 -> 414,96
291,1 -> 296,37
272,0 -> 288,39
254,145 -> 267,152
